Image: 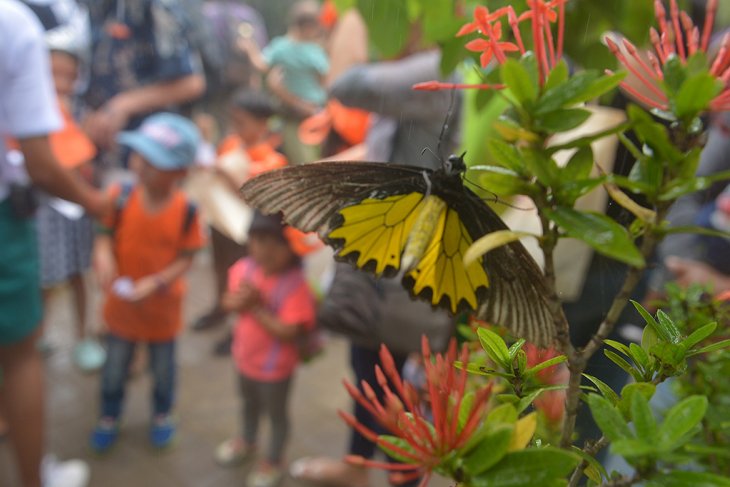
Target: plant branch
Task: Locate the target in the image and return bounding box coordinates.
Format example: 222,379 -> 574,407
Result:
568,436 -> 609,487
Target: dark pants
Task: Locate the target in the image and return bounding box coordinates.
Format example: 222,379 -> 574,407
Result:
239,373 -> 292,465
100,334 -> 176,419
348,344 -> 419,487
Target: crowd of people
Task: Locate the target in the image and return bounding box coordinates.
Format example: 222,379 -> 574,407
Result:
1,1 -> 729,487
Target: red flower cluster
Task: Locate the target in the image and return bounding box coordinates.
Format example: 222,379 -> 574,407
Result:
607,0 -> 729,113
341,337 -> 492,486
524,343 -> 568,424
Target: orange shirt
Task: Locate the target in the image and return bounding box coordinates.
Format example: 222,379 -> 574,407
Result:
101,185 -> 205,342
217,135 -> 288,178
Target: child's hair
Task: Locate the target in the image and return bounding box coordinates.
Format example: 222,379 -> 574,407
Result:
231,89 -> 277,120
249,211 -> 302,267
288,0 -> 321,29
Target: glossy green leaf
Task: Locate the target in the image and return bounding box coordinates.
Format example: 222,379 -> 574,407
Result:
536,71 -> 600,114
629,343 -> 650,371
674,73 -> 723,122
378,435 -> 418,463
605,350 -> 641,382
656,310 -> 682,344
587,394 -> 632,441
631,300 -> 666,341
583,374 -> 620,405
522,148 -> 559,186
487,139 -> 525,173
688,338 -> 730,356
458,391 -> 476,430
570,446 -> 607,484
544,60 -> 569,92
508,339 -> 526,360
642,322 -> 659,351
604,339 -> 631,357
475,170 -> 535,197
523,355 -> 567,377
683,322 -> 717,349
657,395 -> 707,447
619,382 -> 656,420
478,327 -> 511,369
356,0 -> 410,58
516,385 -> 567,414
545,207 -> 645,267
563,146 -> 594,181
662,55 -> 686,94
501,59 -> 537,105
462,425 -> 514,475
470,448 -> 579,487
536,108 -> 592,133
662,225 -> 730,239
630,391 -> 657,440
610,437 -> 658,458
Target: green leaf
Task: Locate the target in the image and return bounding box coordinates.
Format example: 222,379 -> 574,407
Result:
563,146 -> 594,181
610,437 -> 659,458
583,374 -> 620,405
662,55 -> 686,94
544,60 -> 569,92
630,391 -> 657,440
501,59 -> 537,105
474,170 -> 535,197
646,471 -> 730,487
524,355 -> 567,377
516,385 -> 567,414
356,0 -> 410,58
656,310 -> 682,344
508,339 -> 526,360
547,121 -> 631,154
487,403 -> 518,425
662,225 -> 730,239
642,323 -> 660,351
458,391 -> 476,431
465,230 -> 538,266
629,343 -> 651,371
478,327 -> 511,369
631,300 -> 665,341
570,446 -> 607,485
688,338 -> 730,356
605,350 -> 642,382
536,108 -> 592,133
587,394 -> 633,441
619,382 -> 656,420
684,322 -> 717,349
522,148 -> 559,186
536,71 -> 625,114
378,435 -> 418,463
462,425 -> 514,475
545,207 -> 645,267
487,139 -> 525,173
657,395 -> 708,447
604,339 -> 631,357
674,73 -> 723,121
470,448 -> 579,487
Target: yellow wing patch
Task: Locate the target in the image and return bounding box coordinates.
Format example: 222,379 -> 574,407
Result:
407,207 -> 489,312
328,193 -> 424,274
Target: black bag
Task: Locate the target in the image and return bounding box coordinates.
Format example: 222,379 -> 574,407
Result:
317,263 -> 454,354
7,183 -> 39,219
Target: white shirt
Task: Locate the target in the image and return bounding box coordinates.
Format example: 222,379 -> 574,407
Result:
0,0 -> 62,201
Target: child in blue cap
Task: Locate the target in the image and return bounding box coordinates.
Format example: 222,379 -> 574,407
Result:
90,112 -> 206,452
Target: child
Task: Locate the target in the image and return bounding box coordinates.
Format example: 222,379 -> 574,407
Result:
240,0 -> 329,164
215,211 -> 317,487
90,112 -> 205,452
36,36 -> 104,369
192,90 -> 287,344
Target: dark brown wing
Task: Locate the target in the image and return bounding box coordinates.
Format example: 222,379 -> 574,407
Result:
240,161 -> 427,234
451,188 -> 560,346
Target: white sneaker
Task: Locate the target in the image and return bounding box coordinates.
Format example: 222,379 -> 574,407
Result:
42,455 -> 90,487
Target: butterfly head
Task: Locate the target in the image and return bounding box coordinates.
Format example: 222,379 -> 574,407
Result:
444,152 -> 467,176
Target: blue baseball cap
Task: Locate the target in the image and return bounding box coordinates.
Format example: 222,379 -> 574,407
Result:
117,112 -> 200,170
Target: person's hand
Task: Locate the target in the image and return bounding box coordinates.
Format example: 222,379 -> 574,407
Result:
85,189 -> 114,220
221,283 -> 261,312
267,66 -> 319,118
83,102 -> 130,150
129,275 -> 164,302
665,256 -> 730,292
236,36 -> 259,56
93,246 -> 118,293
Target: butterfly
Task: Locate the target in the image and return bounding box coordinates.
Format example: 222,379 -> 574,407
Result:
240,155 -> 558,346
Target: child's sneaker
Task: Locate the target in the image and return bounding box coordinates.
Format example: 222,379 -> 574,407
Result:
247,463 -> 284,487
89,417 -> 119,453
150,414 -> 176,449
214,437 -> 255,466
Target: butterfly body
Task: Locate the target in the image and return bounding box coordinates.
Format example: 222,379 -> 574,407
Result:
240,159 -> 559,345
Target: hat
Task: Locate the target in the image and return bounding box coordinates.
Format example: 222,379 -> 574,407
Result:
117,113 -> 200,171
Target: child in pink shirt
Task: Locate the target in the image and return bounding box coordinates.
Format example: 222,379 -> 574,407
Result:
216,211 -> 316,487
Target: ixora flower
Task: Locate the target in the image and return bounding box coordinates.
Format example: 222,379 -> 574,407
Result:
340,337 -> 492,487
415,0 -> 568,92
606,0 -> 729,113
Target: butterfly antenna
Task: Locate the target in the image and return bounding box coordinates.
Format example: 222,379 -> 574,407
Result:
464,175 -> 534,211
435,87 -> 457,165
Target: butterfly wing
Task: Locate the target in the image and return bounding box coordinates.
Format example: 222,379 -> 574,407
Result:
448,188 -> 558,346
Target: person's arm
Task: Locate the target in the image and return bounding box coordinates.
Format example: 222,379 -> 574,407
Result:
129,254 -> 195,302
266,66 -> 319,117
85,74 -> 206,149
329,50 -> 455,122
238,37 -> 270,73
19,134 -> 110,218
665,257 -> 730,294
92,234 -> 117,292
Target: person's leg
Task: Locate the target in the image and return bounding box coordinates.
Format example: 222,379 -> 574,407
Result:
68,273 -> 87,341
0,329 -> 44,487
238,374 -> 261,448
260,377 -> 292,465
148,339 -> 176,417
100,334 -> 135,419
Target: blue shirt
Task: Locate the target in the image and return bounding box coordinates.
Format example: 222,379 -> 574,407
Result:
82,0 -> 199,125
263,36 -> 328,106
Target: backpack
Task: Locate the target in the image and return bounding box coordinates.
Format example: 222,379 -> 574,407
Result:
113,182 -> 197,238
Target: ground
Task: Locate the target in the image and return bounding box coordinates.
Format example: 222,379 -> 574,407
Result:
0,249 -> 451,487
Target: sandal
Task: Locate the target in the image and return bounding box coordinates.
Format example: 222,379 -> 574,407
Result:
289,456 -> 370,487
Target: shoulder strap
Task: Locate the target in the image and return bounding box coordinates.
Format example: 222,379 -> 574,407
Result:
181,200 -> 198,236
112,182 -> 135,233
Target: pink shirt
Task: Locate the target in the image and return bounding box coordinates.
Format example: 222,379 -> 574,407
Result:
229,258 -> 316,382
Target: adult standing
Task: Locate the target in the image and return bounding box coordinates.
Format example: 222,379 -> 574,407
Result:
80,0 -> 205,173
0,2 -> 109,486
